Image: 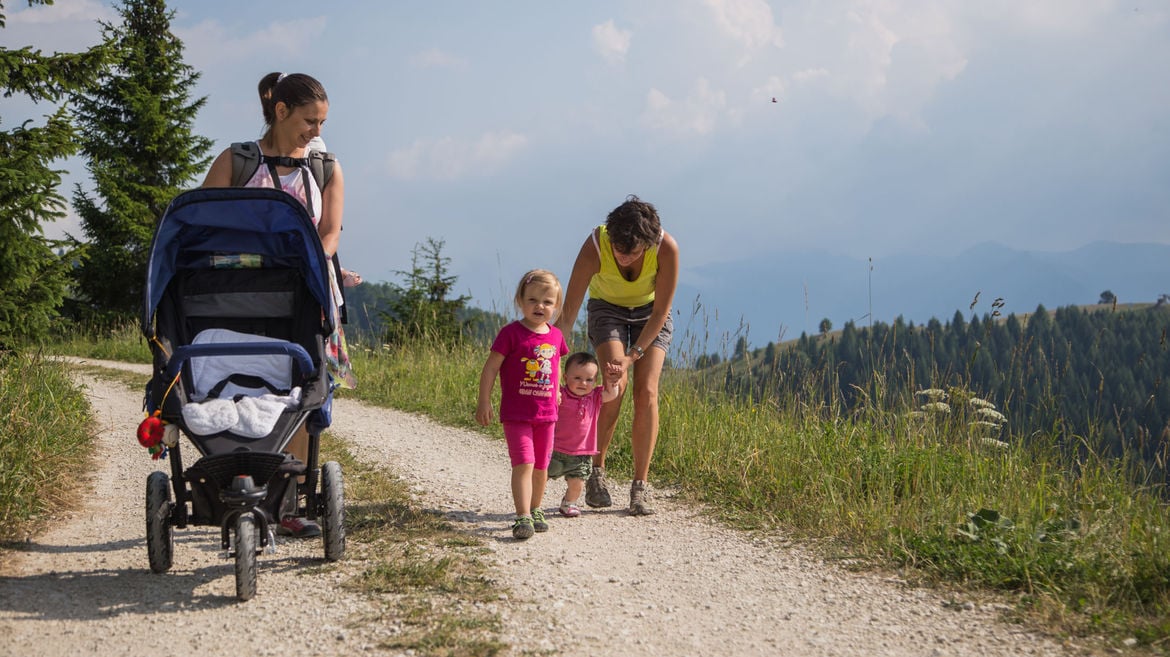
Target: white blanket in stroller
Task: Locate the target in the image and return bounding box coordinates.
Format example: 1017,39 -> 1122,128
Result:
182,328 -> 303,438
182,387 -> 302,438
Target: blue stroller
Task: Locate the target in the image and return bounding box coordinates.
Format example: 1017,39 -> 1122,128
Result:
140,187 -> 345,600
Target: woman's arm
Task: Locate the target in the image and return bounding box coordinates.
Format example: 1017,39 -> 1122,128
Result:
317,161 -> 345,258
553,231 -> 600,341
627,231 -> 679,360
201,148 -> 233,187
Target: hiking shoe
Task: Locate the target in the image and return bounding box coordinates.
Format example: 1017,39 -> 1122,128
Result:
559,500 -> 581,518
277,515 -> 322,538
531,508 -> 549,532
585,466 -> 612,508
512,516 -> 535,540
628,480 -> 656,516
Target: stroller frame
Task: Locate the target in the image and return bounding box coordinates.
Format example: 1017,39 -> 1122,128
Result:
140,187 -> 346,600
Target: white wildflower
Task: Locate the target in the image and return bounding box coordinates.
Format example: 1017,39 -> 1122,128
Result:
969,420 -> 1002,431
906,411 -> 927,421
977,407 -> 1007,424
922,402 -> 951,414
968,397 -> 995,410
916,388 -> 947,401
979,437 -> 1010,449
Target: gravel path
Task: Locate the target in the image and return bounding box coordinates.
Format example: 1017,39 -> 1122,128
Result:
0,359 -> 1092,656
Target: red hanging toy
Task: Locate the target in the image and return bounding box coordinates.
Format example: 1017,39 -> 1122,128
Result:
136,411 -> 168,460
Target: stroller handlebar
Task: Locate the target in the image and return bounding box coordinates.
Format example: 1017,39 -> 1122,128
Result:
167,342 -> 316,382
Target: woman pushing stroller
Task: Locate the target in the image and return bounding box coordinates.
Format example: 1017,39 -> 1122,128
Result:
202,72 -> 356,536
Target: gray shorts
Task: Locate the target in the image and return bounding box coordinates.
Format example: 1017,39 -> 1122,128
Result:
587,298 -> 673,354
547,451 -> 593,480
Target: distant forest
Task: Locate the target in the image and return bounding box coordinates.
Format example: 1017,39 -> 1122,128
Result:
713,302 -> 1170,475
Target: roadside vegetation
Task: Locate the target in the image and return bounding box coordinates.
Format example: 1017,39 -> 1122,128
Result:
16,312 -> 1170,651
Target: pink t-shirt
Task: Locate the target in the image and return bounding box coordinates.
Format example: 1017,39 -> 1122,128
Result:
553,384 -> 603,455
490,321 -> 568,423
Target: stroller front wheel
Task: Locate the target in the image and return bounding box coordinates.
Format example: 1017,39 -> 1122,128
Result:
234,513 -> 259,601
145,471 -> 173,573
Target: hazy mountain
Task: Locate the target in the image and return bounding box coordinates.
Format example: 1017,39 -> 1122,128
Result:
676,241 -> 1170,352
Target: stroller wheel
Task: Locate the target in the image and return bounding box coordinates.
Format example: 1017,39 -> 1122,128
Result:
145,471 -> 173,573
234,513 -> 259,601
320,461 -> 346,561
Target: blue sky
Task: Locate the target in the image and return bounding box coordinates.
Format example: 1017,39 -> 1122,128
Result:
6,0 -> 1169,320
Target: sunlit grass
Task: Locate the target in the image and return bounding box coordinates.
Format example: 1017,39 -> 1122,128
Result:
0,354 -> 93,539
37,318 -> 1170,648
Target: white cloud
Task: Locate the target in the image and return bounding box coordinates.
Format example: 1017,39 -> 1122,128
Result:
592,19 -> 632,65
386,131 -> 529,181
6,0 -> 112,25
703,0 -> 783,51
642,78 -> 727,137
409,47 -> 468,70
176,17 -> 328,69
792,67 -> 829,83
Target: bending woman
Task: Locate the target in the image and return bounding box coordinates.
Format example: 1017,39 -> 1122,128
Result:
554,195 -> 679,516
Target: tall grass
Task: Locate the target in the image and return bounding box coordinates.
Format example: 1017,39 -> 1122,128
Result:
338,327 -> 1169,647
0,354 -> 93,537
36,316 -> 1169,647
41,321 -> 151,363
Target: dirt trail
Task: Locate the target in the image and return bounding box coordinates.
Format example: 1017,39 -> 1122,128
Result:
0,359 -> 1088,656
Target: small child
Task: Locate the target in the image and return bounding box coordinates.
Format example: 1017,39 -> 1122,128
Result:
547,352 -> 621,517
476,269 -> 569,540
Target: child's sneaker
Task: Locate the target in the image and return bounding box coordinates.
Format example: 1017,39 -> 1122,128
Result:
559,499 -> 581,518
628,480 -> 656,516
531,508 -> 549,532
585,466 -> 612,508
512,516 -> 535,540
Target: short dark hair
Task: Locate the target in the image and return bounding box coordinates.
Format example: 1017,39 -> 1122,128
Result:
605,194 -> 661,253
563,351 -> 598,371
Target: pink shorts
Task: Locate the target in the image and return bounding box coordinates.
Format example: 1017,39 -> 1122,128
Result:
502,421 -> 555,469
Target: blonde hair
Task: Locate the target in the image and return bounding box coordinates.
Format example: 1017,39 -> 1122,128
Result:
514,269 -> 563,316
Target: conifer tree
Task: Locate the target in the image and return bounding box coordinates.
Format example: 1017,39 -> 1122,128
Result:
0,0 -> 110,348
69,0 -> 212,322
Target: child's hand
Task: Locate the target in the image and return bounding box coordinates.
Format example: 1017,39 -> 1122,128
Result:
475,400 -> 494,426
605,359 -> 626,379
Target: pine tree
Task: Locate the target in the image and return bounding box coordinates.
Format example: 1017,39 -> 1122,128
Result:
69,0 -> 212,322
0,0 -> 110,348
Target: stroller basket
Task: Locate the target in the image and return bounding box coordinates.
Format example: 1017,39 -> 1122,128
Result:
186,451 -> 295,490
184,451 -> 303,526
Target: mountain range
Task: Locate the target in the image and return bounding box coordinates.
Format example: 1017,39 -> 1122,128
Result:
675,241 -> 1170,353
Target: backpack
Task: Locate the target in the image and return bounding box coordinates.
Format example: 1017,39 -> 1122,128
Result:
228,141 -> 349,324
229,141 -> 336,191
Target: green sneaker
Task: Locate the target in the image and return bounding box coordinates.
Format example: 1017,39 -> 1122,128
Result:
585,466 -> 612,508
531,507 -> 549,532
512,516 -> 535,540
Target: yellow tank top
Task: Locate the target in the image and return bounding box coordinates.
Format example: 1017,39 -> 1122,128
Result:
588,225 -> 659,308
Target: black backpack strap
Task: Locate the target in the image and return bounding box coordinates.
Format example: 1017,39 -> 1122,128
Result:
229,142 -> 261,187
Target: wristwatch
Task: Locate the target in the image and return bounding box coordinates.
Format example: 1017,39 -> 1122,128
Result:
627,344 -> 644,359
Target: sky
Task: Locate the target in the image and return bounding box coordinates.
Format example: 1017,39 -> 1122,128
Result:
5,0 -> 1170,328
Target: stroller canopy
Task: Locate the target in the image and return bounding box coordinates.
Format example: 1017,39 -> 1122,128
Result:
142,187 -> 333,337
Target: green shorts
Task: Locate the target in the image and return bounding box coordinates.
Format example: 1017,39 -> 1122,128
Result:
547,451 -> 592,480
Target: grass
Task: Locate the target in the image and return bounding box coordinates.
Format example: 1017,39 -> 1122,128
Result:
20,320 -> 1170,652
341,335 -> 1169,651
0,353 -> 94,540
318,431 -> 505,656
